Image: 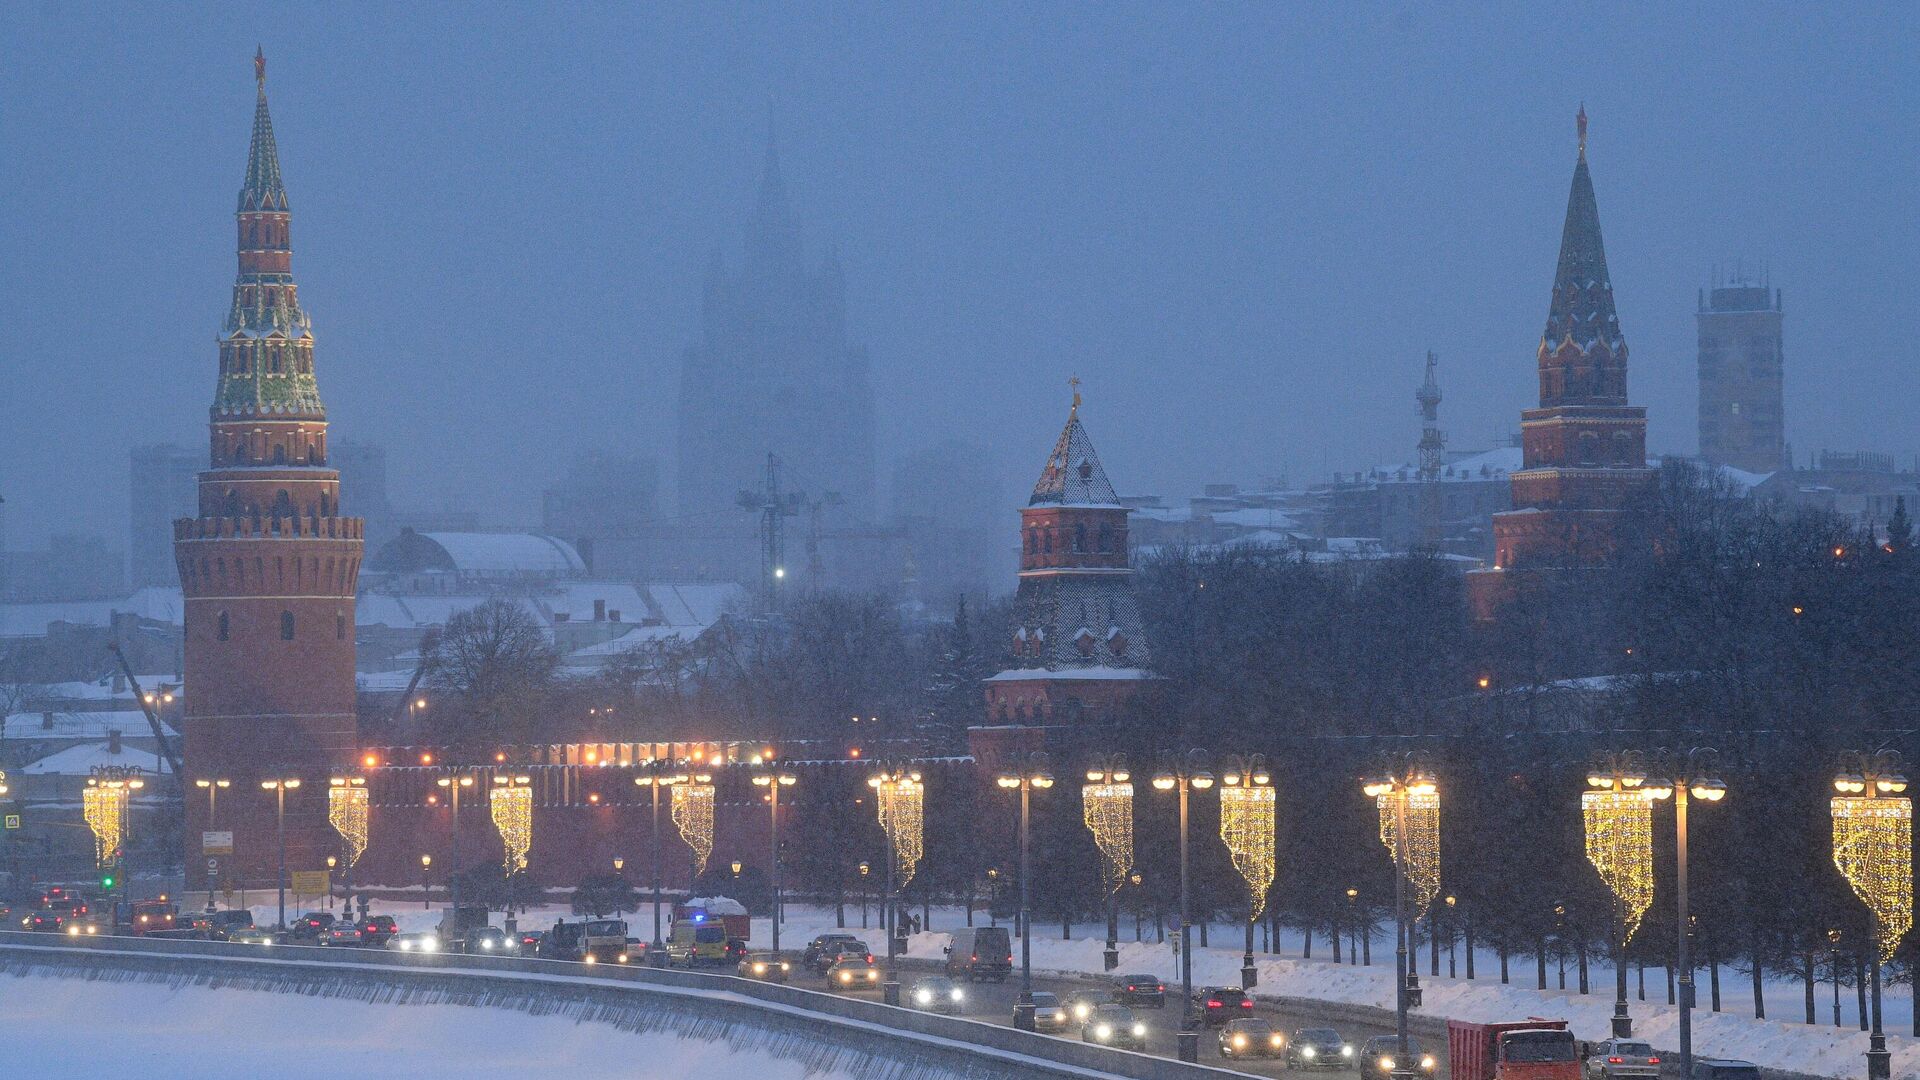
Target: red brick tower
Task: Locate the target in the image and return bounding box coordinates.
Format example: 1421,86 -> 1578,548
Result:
175,51 -> 363,891
1469,109 -> 1653,615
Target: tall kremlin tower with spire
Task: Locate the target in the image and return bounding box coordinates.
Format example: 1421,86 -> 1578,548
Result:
1469,109 -> 1653,616
175,52 -> 364,890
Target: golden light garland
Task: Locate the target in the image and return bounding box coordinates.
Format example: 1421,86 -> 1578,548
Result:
672,782 -> 715,876
1082,781 -> 1135,897
1582,789 -> 1655,944
1220,784 -> 1277,920
328,783 -> 370,868
1832,795 -> 1913,962
490,783 -> 533,875
82,782 -> 125,868
876,775 -> 925,889
1377,790 -> 1442,917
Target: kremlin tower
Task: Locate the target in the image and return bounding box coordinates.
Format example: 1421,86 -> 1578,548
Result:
175,52 -> 364,892
1470,109 -> 1653,615
975,389 -> 1150,762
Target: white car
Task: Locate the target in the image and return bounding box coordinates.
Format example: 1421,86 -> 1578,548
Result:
386,932 -> 441,954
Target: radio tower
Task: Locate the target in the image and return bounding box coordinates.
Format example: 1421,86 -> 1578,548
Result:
1417,351 -> 1445,481
738,453 -> 801,613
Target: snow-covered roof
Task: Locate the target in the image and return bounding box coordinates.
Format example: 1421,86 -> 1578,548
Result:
21,740 -> 172,777
647,583 -> 744,627
1212,508 -> 1301,529
4,711 -> 180,739
0,586 -> 185,636
1031,412 -> 1121,507
566,625 -> 693,659
545,582 -> 649,623
421,533 -> 585,575
1365,445 -> 1523,484
354,594 -> 546,631
984,666 -> 1154,682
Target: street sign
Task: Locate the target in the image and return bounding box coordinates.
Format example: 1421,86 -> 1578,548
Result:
201,830 -> 234,855
206,857 -> 219,874
290,870 -> 330,895
3,815 -> 18,830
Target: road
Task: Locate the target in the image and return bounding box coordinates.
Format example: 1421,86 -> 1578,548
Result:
790,955 -> 1449,1080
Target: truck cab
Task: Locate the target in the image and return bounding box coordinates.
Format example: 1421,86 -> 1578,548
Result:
1449,1019 -> 1581,1080
580,919 -> 632,964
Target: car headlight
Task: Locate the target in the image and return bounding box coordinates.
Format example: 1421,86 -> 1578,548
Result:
1422,1056 -> 1437,1070
755,963 -> 767,974
1272,1034 -> 1285,1047
1381,1057 -> 1396,1071
481,940 -> 494,950
950,989 -> 964,1002
1235,1035 -> 1249,1048
584,954 -> 597,964
88,925 -> 98,935
1302,1047 -> 1317,1059
866,970 -> 877,981
1342,1046 -> 1355,1057
916,990 -> 932,1003
1095,1024 -> 1113,1040
1074,1004 -> 1089,1019
839,971 -> 851,982
66,926 -> 78,936
779,962 -> 790,971
618,954 -> 629,963
398,941 -> 411,951
1131,1023 -> 1147,1037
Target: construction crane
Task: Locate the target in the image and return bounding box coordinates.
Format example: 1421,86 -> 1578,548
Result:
106,642 -> 186,794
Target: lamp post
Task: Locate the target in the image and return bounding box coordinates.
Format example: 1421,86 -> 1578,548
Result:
1345,887 -> 1358,964
1827,929 -> 1843,1027
434,772 -> 475,911
194,777 -> 229,910
868,760 -> 924,1006
1584,750 -> 1655,1038
997,752 -> 1055,1030
1083,754 -> 1131,972
859,861 -> 871,929
1830,750 -> 1909,1080
613,857 -> 625,916
419,854 -> 431,908
325,855 -> 337,912
1643,748 -> 1726,1080
633,761 -> 688,967
260,777 -> 300,930
751,767 -> 796,953
1153,749 -> 1214,1063
1362,756 -> 1439,1080
1220,754 -> 1274,991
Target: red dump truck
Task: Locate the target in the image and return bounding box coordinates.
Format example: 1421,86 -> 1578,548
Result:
672,902 -> 750,942
1448,1019 -> 1581,1080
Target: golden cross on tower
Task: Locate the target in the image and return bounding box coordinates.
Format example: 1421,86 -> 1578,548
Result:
1069,376 -> 1082,416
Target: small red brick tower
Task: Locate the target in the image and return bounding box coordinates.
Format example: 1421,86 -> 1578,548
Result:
974,388 -> 1150,764
175,51 -> 364,891
1469,109 -> 1653,615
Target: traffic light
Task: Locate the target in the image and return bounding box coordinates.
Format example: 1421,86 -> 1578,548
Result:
101,871 -> 116,890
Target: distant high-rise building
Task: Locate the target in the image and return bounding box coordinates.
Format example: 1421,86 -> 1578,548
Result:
130,443 -> 207,586
542,450 -> 660,570
891,439 -> 1002,604
1697,278 -> 1786,473
676,125 -> 877,527
332,440 -> 394,550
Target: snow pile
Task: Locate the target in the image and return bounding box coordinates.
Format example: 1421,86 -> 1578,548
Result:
686,896 -> 749,916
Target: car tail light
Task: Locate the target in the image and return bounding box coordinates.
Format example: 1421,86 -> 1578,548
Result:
1207,999 -> 1223,1008
1608,1057 -> 1624,1064
1241,1000 -> 1254,1008
1005,954 -> 1013,963
1157,984 -> 1165,991
971,954 -> 978,961
1648,1059 -> 1661,1065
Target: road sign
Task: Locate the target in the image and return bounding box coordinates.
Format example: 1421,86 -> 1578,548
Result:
201,830 -> 234,855
3,815 -> 18,830
290,870 -> 330,895
206,857 -> 220,874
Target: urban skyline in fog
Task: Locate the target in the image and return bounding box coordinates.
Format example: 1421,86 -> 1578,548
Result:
4,4 -> 1917,548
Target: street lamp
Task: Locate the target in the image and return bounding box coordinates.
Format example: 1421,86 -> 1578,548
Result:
1345,887 -> 1360,964
259,778 -> 301,929
751,767 -> 797,953
1829,750 -> 1909,1080
997,752 -> 1055,1030
859,861 -> 872,929
1584,751 -> 1658,1038
194,778 -> 230,909
1643,748 -> 1726,1080
1152,749 -> 1213,1063
1083,754 -> 1132,972
1361,754 -> 1440,1080
869,760 -> 925,1006
434,772 -> 476,910
633,760 -> 689,966
420,853 -> 432,908
1220,754 -> 1275,991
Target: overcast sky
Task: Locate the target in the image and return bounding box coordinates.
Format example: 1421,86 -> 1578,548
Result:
2,3 -> 1915,547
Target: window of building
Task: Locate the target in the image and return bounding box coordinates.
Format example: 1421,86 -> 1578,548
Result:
280,611 -> 295,640
336,613 -> 347,640
217,611 -> 230,641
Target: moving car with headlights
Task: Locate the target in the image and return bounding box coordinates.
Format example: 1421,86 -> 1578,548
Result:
25,908 -> 76,933
1287,1027 -> 1355,1068
1361,1035 -> 1438,1075
1081,1004 -> 1148,1050
231,926 -> 279,946
464,926 -> 516,954
1448,1019 -> 1579,1080
386,931 -> 441,953
207,909 -> 255,938
738,952 -> 792,983
1064,988 -> 1115,1024
944,926 -> 1013,982
1220,1018 -> 1286,1059
824,954 -> 882,991
1111,973 -> 1167,1007
802,933 -> 862,969
908,975 -> 966,1014
1584,1039 -> 1660,1080
1193,986 -> 1254,1026
811,939 -> 874,974
1023,991 -> 1071,1032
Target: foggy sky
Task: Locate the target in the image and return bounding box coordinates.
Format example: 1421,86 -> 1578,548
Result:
2,3 -> 1916,546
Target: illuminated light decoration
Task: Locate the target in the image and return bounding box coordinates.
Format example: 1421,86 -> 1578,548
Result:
82,782 -> 126,868
490,782 -> 534,875
1832,794 -> 1913,962
1081,781 -> 1135,897
1219,783 -> 1277,920
876,774 -> 925,889
671,782 -> 716,876
1377,790 -> 1442,916
327,782 -> 370,868
1581,789 -> 1655,943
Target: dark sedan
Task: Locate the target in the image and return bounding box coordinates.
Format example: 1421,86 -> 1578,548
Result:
1193,985 -> 1254,1027
1360,1035 -> 1437,1076
1288,1027 -> 1355,1069
1081,1004 -> 1148,1050
1110,973 -> 1167,1007
1220,1018 -> 1287,1060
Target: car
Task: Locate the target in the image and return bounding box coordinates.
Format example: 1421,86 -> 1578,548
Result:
1287,1027 -> 1355,1069
812,939 -> 874,974
358,915 -> 398,946
1360,1035 -> 1437,1076
1064,988 -> 1116,1024
1081,1004 -> 1148,1050
387,931 -> 442,953
207,910 -> 255,937
61,919 -> 104,938
288,912 -> 336,941
1689,1061 -> 1760,1080
908,976 -> 967,1014
1110,973 -> 1167,1007
1193,985 -> 1253,1027
801,933 -> 862,969
321,922 -> 364,946
1585,1039 -> 1660,1080
944,926 -> 1013,982
230,927 -> 280,946
538,922 -> 585,961
824,955 -> 882,991
516,930 -> 545,953
738,952 -> 792,983
464,927 -> 516,954
724,938 -> 750,965
24,909 -> 72,933
1023,991 -> 1071,1032
1219,1017 -> 1287,1059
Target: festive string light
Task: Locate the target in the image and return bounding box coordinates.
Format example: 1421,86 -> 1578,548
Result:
1832,794 -> 1913,962
1582,789 -> 1655,944
82,781 -> 126,868
328,781 -> 369,868
1220,783 -> 1277,919
672,781 -> 715,876
876,774 -> 924,889
1082,781 -> 1135,896
490,781 -> 533,875
1377,790 -> 1442,916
